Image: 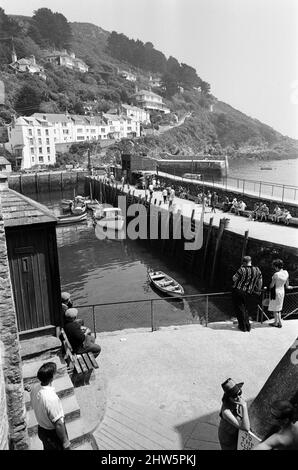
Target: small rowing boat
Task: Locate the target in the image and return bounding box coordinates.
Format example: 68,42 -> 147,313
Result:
57,212 -> 87,225
148,270 -> 184,297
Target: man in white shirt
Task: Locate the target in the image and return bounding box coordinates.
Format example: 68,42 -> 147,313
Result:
30,362 -> 71,450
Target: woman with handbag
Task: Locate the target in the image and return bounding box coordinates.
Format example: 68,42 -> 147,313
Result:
268,259 -> 290,328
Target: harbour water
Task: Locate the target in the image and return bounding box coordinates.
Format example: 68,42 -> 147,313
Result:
33,191 -> 230,332
228,158 -> 298,187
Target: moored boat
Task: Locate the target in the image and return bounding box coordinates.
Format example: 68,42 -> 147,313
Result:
148,270 -> 184,297
71,199 -> 87,215
95,207 -> 124,231
61,199 -> 73,210
57,212 -> 87,225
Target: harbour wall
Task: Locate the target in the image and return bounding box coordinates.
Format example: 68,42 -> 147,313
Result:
158,174 -> 298,218
8,171 -> 88,195
85,177 -> 298,288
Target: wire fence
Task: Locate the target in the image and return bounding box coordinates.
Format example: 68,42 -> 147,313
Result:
77,289 -> 298,336
76,292 -> 234,336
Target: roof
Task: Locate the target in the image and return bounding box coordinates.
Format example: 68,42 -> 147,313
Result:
33,113 -> 70,124
1,188 -> 57,228
0,157 -> 11,165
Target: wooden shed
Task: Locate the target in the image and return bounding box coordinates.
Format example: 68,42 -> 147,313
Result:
1,187 -> 61,339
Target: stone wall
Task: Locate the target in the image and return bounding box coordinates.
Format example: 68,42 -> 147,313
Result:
0,195 -> 29,449
0,342 -> 9,450
8,171 -> 88,194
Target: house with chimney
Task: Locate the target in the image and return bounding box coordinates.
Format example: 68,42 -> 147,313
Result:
9,48 -> 46,80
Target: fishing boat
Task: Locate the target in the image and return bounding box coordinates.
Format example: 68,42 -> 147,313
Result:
95,207 -> 124,231
260,167 -> 272,170
148,270 -> 184,297
57,212 -> 87,225
71,196 -> 87,216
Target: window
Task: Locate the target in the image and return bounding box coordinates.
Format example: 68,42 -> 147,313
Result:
77,136 -> 84,140
28,129 -> 33,136
45,129 -> 49,136
37,129 -> 41,136
30,148 -> 34,154
29,138 -> 33,145
101,128 -> 105,133
62,123 -> 67,127
77,128 -> 83,133
91,129 -> 96,134
127,126 -> 131,131
47,155 -> 51,162
38,138 -> 42,145
63,130 -> 69,134
47,147 -> 50,153
39,147 -> 42,153
39,156 -> 44,163
31,156 -> 35,162
46,138 -> 50,144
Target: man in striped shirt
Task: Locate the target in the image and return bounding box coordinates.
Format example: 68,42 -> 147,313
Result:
232,256 -> 263,332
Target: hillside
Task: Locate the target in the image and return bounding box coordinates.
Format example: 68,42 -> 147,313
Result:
0,8 -> 297,162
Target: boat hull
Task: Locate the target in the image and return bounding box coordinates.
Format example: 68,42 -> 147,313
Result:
57,213 -> 87,225
148,271 -> 184,297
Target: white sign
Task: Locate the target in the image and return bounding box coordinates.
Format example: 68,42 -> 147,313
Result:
237,429 -> 262,450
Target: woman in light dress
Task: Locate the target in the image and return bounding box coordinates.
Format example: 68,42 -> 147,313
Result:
268,259 -> 290,328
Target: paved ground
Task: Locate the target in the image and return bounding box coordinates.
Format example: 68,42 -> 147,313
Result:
88,319 -> 298,450
118,184 -> 298,249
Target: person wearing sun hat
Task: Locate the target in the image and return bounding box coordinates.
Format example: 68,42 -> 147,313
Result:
218,378 -> 250,450
61,292 -> 73,314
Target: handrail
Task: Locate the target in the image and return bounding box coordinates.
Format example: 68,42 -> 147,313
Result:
77,291 -> 232,308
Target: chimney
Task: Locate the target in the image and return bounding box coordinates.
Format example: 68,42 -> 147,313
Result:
11,44 -> 17,63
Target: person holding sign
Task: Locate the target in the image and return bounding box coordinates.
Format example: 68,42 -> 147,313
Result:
218,378 -> 250,450
253,401 -> 298,450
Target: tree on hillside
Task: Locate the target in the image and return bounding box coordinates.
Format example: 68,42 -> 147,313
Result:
28,8 -> 72,49
166,56 -> 181,78
15,84 -> 43,115
0,7 -> 21,64
179,63 -> 201,89
161,72 -> 179,98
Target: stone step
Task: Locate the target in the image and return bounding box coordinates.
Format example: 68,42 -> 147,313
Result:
22,356 -> 67,386
27,394 -> 81,436
20,335 -> 61,361
25,375 -> 74,411
29,417 -> 92,450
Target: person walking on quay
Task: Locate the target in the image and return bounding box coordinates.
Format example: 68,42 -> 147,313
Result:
121,175 -> 125,189
232,255 -> 263,332
169,187 -> 175,208
254,401 -> 298,450
218,378 -> 250,450
268,259 -> 290,328
162,187 -> 168,204
210,192 -> 218,213
64,308 -> 101,357
149,182 -> 154,200
30,362 -> 71,450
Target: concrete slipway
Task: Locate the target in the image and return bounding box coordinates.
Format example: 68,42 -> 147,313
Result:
75,319 -> 298,450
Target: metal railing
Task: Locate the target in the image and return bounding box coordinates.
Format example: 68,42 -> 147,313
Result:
77,288 -> 298,336
76,291 -> 233,336
257,288 -> 298,323
158,171 -> 298,204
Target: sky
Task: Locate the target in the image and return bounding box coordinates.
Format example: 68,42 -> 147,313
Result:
1,0 -> 298,139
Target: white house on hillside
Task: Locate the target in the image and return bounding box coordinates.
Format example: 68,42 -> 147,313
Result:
43,50 -> 89,73
134,89 -> 170,114
118,69 -> 137,82
120,104 -> 150,124
10,49 -> 46,80
6,116 -> 56,169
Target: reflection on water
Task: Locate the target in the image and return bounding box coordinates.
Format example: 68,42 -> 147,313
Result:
30,190 -> 231,331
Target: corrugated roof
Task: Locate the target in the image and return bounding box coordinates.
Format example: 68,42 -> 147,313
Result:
1,189 -> 57,227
